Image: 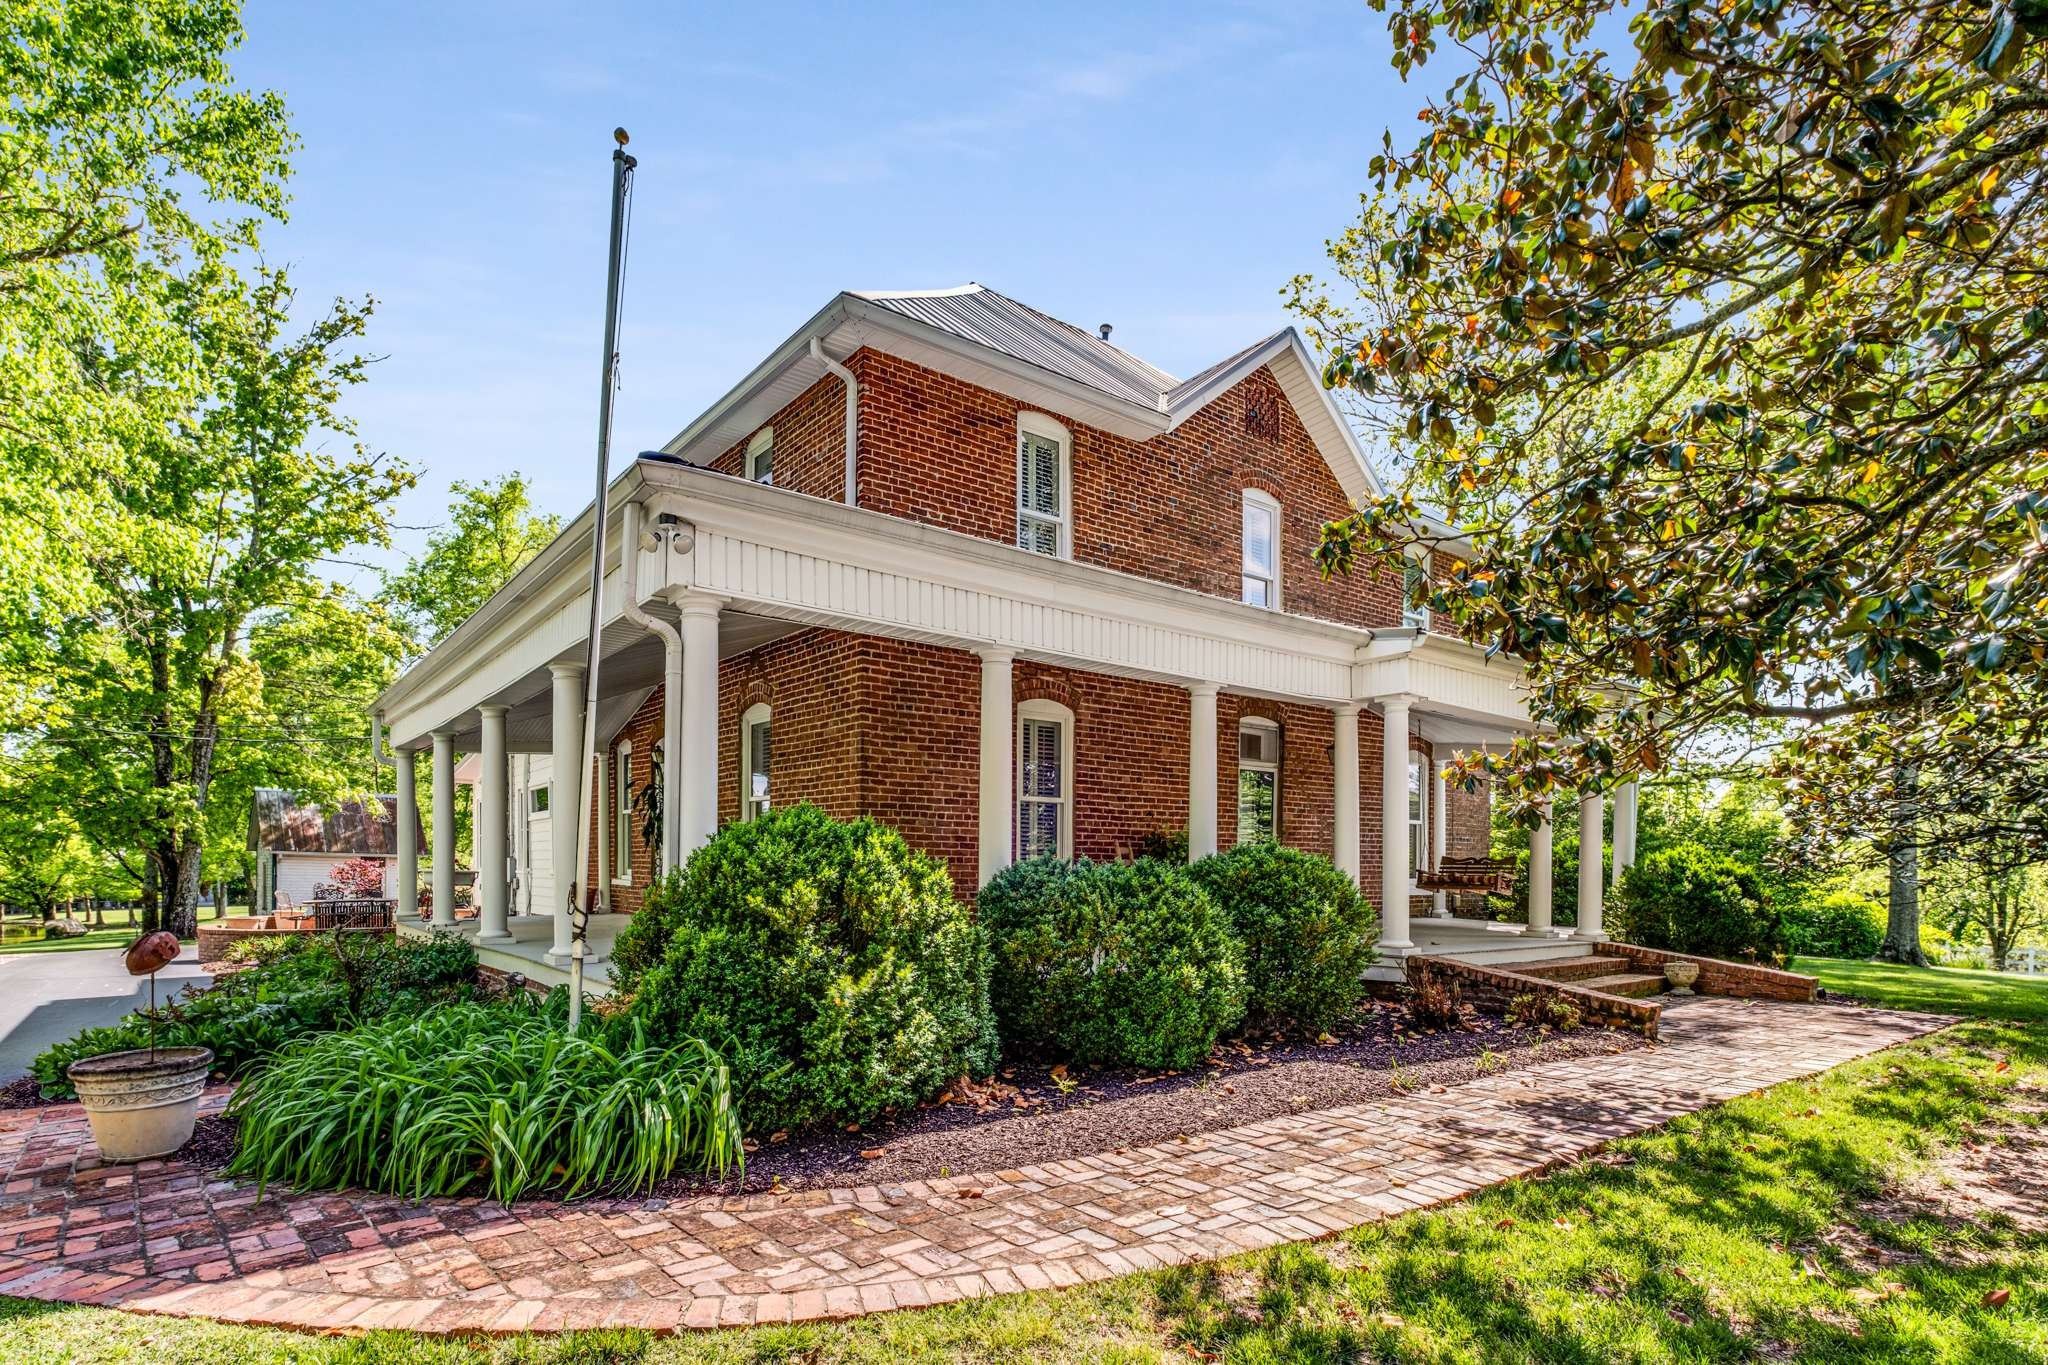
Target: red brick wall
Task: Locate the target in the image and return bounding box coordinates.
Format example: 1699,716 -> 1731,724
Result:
587,688 -> 665,915
714,349 -> 1407,631
589,628 -> 1406,914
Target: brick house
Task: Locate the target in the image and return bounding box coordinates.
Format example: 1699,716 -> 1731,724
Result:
376,285 -> 1637,986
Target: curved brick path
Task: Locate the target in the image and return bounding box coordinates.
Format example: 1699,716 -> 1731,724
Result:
0,999 -> 1945,1336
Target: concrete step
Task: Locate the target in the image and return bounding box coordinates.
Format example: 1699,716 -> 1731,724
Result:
1440,940 -> 1595,967
1574,972 -> 1668,999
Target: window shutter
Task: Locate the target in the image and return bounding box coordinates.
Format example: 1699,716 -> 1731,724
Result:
1242,502 -> 1274,576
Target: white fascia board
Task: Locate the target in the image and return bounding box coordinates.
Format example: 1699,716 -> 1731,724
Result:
375,463 -> 650,743
1165,328 -> 1388,506
639,461 -> 1368,701
1355,629 -> 1534,731
657,294 -> 853,458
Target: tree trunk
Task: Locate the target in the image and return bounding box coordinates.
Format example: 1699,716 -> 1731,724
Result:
140,857 -> 161,934
1878,764 -> 1927,966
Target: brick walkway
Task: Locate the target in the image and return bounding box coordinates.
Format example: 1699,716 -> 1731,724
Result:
0,999 -> 1946,1336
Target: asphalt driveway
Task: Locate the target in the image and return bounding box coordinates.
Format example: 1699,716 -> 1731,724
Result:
0,945 -> 212,1082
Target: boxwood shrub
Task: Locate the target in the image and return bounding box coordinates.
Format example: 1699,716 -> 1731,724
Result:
1609,842 -> 1789,962
1189,843 -> 1377,1033
611,804 -> 997,1134
979,855 -> 1246,1069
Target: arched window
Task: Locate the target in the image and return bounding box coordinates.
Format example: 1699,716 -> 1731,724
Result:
1016,698 -> 1075,859
612,739 -> 633,883
1015,413 -> 1071,559
1237,717 -> 1281,843
1402,552 -> 1432,631
739,703 -> 772,821
746,427 -> 775,484
1241,490 -> 1281,607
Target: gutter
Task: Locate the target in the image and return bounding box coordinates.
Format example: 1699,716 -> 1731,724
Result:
620,500 -> 685,876
808,336 -> 859,506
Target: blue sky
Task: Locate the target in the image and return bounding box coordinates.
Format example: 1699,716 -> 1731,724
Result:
234,1 -> 1423,584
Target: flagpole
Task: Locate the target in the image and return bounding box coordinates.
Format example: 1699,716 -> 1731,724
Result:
568,127 -> 636,1034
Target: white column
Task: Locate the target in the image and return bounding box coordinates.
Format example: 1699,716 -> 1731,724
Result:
977,647 -> 1014,886
1332,703 -> 1361,886
395,747 -> 419,920
1577,790 -> 1606,940
1612,780 -> 1639,880
660,631 -> 684,877
548,661 -> 585,961
1379,696 -> 1414,951
675,593 -> 724,856
429,730 -> 457,929
1527,800 -> 1554,935
1430,763 -> 1450,917
476,705 -> 511,941
1186,683 -> 1220,861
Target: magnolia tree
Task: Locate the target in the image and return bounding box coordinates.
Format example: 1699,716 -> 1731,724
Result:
1291,0 -> 2048,962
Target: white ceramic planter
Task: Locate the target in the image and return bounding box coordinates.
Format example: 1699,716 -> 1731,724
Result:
67,1047 -> 214,1161
1663,961 -> 1701,996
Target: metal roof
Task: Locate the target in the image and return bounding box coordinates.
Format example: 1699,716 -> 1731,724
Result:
852,285 -> 1182,411
248,788 -> 419,856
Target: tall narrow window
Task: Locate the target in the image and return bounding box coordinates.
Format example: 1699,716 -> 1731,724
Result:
1402,553 -> 1432,631
1241,490 -> 1280,607
746,427 -> 775,484
613,740 -> 633,882
740,703 -> 772,821
1407,753 -> 1428,881
1016,700 -> 1074,859
1237,717 -> 1281,844
1016,415 -> 1069,558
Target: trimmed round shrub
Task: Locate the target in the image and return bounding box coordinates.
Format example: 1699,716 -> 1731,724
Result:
1783,891 -> 1885,960
979,855 -> 1246,1069
1189,843 -> 1377,1033
1609,842 -> 1788,962
611,804 -> 997,1134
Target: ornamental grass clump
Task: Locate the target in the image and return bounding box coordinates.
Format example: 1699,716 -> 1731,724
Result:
225,1001 -> 742,1201
610,803 -> 997,1134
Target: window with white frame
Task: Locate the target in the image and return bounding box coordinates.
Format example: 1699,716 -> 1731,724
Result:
1015,414 -> 1069,558
1236,717 -> 1281,844
613,740 -> 632,882
1241,490 -> 1281,608
740,703 -> 772,821
1016,699 -> 1074,859
529,784 -> 550,815
745,427 -> 774,484
1407,752 -> 1428,881
1402,553 -> 1432,631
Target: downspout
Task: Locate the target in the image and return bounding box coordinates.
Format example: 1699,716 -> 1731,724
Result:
809,337 -> 859,506
621,500 -> 686,878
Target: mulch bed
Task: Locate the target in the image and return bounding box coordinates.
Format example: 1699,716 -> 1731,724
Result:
0,1075 -> 42,1110
652,1001 -> 1644,1196
12,1003 -> 1643,1201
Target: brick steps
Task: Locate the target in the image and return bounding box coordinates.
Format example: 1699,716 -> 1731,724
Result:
1498,956 -> 1619,983
1574,971 -> 1668,999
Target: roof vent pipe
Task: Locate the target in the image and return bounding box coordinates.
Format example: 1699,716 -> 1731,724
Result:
808,337 -> 859,506
1098,323 -> 1112,341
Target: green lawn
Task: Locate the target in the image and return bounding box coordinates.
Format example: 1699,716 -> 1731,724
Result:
0,905 -> 245,954
3,1004 -> 2041,1362
1796,956 -> 2048,1024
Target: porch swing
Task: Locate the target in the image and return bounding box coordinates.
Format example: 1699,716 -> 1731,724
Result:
1413,856 -> 1516,896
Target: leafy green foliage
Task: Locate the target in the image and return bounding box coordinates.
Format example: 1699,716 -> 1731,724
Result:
30,931 -> 475,1099
378,474 -> 561,652
979,856 -> 1246,1069
226,998 -> 741,1201
1188,843 -> 1377,1033
612,805 -> 996,1134
1783,891 -> 1887,961
1611,843 -> 1789,963
1291,0 -> 2048,878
